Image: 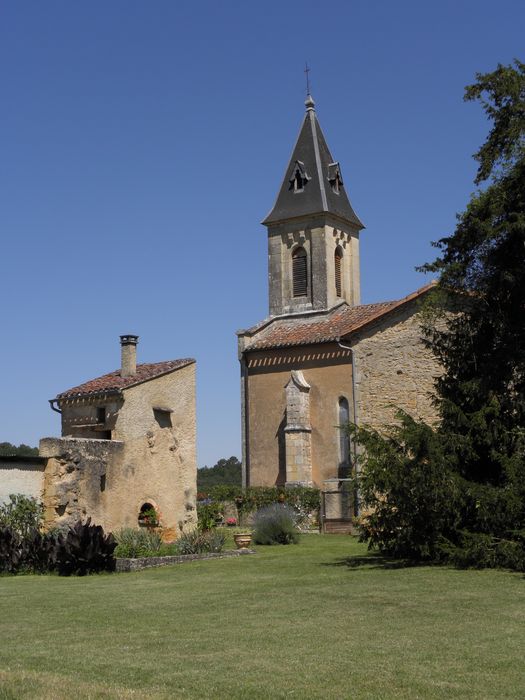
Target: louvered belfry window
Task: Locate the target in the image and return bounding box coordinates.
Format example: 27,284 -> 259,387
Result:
335,247 -> 343,297
292,247 -> 307,297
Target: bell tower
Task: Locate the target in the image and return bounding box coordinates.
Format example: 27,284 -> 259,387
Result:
263,95 -> 364,317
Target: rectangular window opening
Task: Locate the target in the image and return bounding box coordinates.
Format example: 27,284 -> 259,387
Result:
153,408 -> 173,429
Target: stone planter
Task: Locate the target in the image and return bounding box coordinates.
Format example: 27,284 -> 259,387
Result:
233,533 -> 253,550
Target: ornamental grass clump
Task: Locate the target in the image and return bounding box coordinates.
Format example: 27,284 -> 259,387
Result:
114,527 -> 163,558
252,503 -> 299,545
176,529 -> 225,555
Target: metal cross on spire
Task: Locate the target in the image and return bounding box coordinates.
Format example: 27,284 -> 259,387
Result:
304,62 -> 311,97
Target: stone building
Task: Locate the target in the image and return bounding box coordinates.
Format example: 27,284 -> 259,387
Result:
237,95 -> 441,527
0,336 -> 197,539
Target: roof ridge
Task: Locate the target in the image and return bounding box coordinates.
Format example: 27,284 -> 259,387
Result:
56,358 -> 195,400
242,281 -> 437,352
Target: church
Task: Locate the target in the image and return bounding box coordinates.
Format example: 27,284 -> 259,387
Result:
237,94 -> 441,524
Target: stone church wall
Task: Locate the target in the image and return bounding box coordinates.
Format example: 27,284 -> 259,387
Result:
352,301 -> 441,431
245,343 -> 353,487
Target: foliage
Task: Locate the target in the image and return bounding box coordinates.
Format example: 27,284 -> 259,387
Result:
114,527 -> 163,558
252,503 -> 299,545
353,62 -> 525,569
0,496 -> 56,574
138,506 -> 159,527
463,59 -> 525,184
0,442 -> 39,457
0,494 -> 44,538
197,456 -> 242,491
349,415 -> 462,560
55,519 -> 116,576
175,529 -> 226,555
0,527 -> 24,574
197,501 -> 223,531
200,485 -> 320,525
437,531 -> 525,571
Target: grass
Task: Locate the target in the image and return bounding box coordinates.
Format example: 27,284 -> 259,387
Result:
0,535 -> 524,699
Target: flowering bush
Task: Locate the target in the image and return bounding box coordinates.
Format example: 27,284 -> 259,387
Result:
226,517 -> 237,526
252,504 -> 300,545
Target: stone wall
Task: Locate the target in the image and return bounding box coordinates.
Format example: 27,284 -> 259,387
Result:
352,301 -> 441,430
267,214 -> 361,316
245,342 -> 353,487
243,298 -> 442,493
40,437 -> 123,530
40,361 -> 198,537
107,362 -> 197,537
0,457 -> 45,505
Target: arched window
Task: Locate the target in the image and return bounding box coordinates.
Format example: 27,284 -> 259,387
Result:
138,502 -> 159,528
335,247 -> 343,297
338,397 -> 351,476
292,247 -> 307,297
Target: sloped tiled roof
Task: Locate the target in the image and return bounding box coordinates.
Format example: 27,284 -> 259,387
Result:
240,283 -> 435,352
56,359 -> 195,400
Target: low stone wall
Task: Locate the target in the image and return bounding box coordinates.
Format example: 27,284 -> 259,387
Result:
116,548 -> 256,572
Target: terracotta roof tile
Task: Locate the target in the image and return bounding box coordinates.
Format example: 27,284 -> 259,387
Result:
56,359 -> 195,400
240,283 -> 435,351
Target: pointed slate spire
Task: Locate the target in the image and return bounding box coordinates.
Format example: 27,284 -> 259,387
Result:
263,96 -> 364,228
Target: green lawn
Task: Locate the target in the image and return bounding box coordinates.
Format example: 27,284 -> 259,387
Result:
0,535 -> 524,699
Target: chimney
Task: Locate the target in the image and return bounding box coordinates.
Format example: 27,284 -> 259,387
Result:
120,335 -> 139,377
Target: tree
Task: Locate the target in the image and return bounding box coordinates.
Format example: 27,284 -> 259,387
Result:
352,61 -> 525,569
422,60 -> 525,487
197,456 -> 242,491
0,442 -> 39,457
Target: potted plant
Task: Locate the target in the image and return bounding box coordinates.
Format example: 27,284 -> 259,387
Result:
138,506 -> 159,529
233,532 -> 252,549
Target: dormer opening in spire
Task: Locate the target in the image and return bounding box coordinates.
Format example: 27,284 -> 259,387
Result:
328,162 -> 343,195
289,160 -> 311,193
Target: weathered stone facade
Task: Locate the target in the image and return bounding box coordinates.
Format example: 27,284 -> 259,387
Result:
0,338 -> 198,539
40,437 -> 123,530
52,354 -> 198,538
267,217 -> 361,315
352,303 -> 441,430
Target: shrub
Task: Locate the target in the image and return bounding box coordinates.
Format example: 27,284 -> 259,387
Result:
252,504 -> 299,545
176,529 -> 225,555
197,502 -> 222,531
204,485 -> 320,527
114,527 -> 162,558
0,524 -> 59,574
55,519 -> 116,576
437,532 -> 525,571
0,494 -> 43,537
348,414 -> 461,560
0,526 -> 23,574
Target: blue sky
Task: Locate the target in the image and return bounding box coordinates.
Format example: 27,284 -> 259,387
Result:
1,1 -> 523,466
